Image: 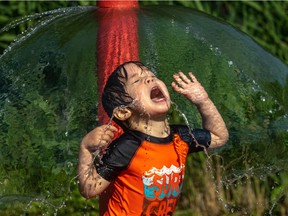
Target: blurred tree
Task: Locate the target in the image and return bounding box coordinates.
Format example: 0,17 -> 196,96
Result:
1,1 -> 287,64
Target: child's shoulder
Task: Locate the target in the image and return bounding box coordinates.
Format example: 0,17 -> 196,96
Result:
170,124 -> 190,135
101,131 -> 144,169
171,124 -> 211,152
104,131 -> 142,154
111,130 -> 144,147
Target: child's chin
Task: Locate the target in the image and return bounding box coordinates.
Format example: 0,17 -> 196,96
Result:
154,108 -> 170,116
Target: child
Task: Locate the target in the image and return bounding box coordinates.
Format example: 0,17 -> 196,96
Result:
77,61 -> 228,215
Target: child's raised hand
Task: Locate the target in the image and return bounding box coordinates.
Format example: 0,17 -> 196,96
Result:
172,72 -> 209,105
80,124 -> 118,153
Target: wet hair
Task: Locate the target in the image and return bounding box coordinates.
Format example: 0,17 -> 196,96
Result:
101,61 -> 147,127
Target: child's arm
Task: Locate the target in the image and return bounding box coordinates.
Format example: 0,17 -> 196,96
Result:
172,72 -> 229,148
77,125 -> 117,198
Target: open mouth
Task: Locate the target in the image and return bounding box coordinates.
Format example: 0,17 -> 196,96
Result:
150,86 -> 165,102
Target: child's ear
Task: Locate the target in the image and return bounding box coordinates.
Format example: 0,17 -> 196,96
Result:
113,107 -> 132,121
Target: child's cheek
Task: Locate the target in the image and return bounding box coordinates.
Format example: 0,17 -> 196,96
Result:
127,86 -> 137,98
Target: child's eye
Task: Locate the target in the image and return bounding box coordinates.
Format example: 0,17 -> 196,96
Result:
133,79 -> 140,84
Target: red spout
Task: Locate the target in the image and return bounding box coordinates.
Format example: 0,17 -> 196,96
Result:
97,0 -> 139,8
96,0 -> 139,125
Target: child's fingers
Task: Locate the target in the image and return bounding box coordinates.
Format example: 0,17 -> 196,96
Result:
178,72 -> 192,84
101,134 -> 113,143
188,72 -> 198,83
104,130 -> 115,140
173,73 -> 186,88
107,125 -> 118,132
171,81 -> 184,94
98,139 -> 108,146
171,81 -> 179,89
102,124 -> 117,133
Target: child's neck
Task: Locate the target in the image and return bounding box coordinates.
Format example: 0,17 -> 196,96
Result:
129,116 -> 170,138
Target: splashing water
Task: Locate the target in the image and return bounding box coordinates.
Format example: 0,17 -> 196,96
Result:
171,99 -> 237,213
0,5 -> 288,215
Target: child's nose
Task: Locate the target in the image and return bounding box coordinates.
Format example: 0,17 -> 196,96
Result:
145,76 -> 154,84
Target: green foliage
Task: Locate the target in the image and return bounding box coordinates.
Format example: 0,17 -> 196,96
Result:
170,1 -> 288,65
0,1 -> 96,52
0,29 -> 98,213
1,1 -> 288,65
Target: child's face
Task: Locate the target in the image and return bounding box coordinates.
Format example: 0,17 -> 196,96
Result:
123,63 -> 171,118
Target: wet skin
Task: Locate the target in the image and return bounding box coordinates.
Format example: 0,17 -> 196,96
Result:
77,62 -> 229,198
